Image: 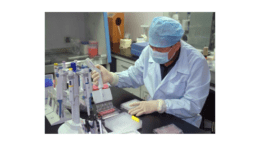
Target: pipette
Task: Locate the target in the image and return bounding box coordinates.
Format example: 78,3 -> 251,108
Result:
85,58 -> 104,101
81,65 -> 91,116
57,67 -> 62,118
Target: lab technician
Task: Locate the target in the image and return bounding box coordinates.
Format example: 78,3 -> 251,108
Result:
92,16 -> 210,128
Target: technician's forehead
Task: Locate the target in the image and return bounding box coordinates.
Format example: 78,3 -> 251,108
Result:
149,45 -> 169,49
150,45 -> 160,49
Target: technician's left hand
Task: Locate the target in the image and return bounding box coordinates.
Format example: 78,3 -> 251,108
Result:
128,100 -> 159,116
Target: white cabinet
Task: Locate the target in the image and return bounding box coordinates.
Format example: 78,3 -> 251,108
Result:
123,87 -> 141,98
113,55 -> 147,99
116,59 -> 133,72
116,58 -> 141,98
141,85 -> 150,100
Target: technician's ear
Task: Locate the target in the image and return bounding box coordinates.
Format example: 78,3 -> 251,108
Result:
174,42 -> 181,51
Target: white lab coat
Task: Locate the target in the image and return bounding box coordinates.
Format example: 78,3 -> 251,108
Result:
115,40 -> 211,127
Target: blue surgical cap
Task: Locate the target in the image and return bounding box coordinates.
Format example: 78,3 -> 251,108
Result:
149,16 -> 184,48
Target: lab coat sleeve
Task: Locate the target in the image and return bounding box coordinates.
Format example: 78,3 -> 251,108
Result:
115,48 -> 147,88
164,58 -> 211,119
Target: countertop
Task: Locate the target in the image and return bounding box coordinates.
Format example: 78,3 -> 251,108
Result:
45,49 -> 89,65
45,49 -> 108,74
45,87 -> 206,134
111,52 -> 139,61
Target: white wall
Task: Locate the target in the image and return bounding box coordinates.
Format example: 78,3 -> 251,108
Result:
124,12 -> 163,41
45,12 -> 86,50
45,12 -> 107,56
187,12 -> 213,50
84,12 -> 107,55
163,12 -> 188,23
163,12 -> 214,50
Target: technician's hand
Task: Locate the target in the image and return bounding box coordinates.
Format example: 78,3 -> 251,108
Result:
91,64 -> 113,86
128,100 -> 159,116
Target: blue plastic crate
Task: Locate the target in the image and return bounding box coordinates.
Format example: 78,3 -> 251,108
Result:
45,74 -> 54,88
131,42 -> 149,57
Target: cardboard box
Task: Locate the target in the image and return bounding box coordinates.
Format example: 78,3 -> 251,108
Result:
108,13 -> 124,53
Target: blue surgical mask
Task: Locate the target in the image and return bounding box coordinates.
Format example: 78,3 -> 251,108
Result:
150,47 -> 175,64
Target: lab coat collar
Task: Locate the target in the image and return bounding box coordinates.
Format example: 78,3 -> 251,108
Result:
175,40 -> 190,75
148,40 -> 190,75
148,46 -> 154,63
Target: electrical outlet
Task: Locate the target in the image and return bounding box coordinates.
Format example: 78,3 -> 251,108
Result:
65,37 -> 70,43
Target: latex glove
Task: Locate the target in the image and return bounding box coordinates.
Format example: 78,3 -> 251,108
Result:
128,100 -> 160,116
91,64 -> 114,86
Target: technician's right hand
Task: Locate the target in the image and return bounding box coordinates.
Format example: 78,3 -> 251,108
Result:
91,64 -> 113,86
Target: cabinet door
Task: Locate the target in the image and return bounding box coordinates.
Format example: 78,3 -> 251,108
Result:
116,59 -> 141,98
141,85 -> 150,100
143,90 -> 150,101
116,59 -> 133,72
124,87 -> 141,98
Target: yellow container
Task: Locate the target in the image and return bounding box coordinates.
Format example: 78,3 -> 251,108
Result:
120,47 -> 131,57
132,115 -> 140,122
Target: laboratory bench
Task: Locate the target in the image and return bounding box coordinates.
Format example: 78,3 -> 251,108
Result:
45,87 -> 206,134
111,52 -> 138,62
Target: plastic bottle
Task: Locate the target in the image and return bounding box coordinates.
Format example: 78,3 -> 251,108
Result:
81,41 -> 89,55
203,46 -> 209,58
88,40 -> 98,58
